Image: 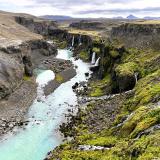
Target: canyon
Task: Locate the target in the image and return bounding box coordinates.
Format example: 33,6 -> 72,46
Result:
0,10 -> 160,160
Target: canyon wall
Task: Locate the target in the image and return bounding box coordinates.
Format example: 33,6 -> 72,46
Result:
111,23 -> 160,50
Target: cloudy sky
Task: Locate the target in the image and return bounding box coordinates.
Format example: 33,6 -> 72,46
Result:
0,0 -> 160,18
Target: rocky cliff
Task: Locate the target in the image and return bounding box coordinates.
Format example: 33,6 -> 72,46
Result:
15,16 -> 57,37
0,52 -> 23,99
111,22 -> 160,50
69,20 -> 106,30
0,11 -> 58,99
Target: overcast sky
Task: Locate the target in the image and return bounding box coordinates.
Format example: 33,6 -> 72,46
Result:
0,0 -> 160,18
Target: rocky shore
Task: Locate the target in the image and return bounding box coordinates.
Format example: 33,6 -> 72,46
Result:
0,79 -> 37,137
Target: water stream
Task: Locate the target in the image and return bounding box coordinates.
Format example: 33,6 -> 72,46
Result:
0,49 -> 91,160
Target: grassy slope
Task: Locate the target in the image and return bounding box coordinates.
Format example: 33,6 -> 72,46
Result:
0,11 -> 42,48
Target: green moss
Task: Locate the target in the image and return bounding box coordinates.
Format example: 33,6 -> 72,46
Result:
121,106 -> 160,138
23,75 -> 31,81
93,47 -> 100,54
122,48 -> 160,77
85,136 -> 117,147
130,108 -> 160,138
55,74 -> 64,83
115,62 -> 139,77
133,69 -> 160,106
90,88 -> 104,97
49,45 -> 160,160
113,111 -> 129,126
110,50 -> 120,58
79,50 -> 89,61
121,106 -> 148,136
58,41 -> 67,49
93,36 -> 102,45
128,131 -> 160,159
89,74 -> 111,97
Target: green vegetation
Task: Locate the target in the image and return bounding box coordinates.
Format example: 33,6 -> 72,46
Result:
89,74 -> 111,97
23,75 -> 31,81
58,41 -> 67,49
49,36 -> 160,160
121,106 -> 160,138
110,50 -> 120,58
85,136 -> 118,147
92,47 -> 100,54
79,50 -> 89,61
52,39 -> 67,49
126,69 -> 160,109
55,74 -> 64,83
90,88 -> 104,97
115,62 -> 139,77
122,48 -> 160,77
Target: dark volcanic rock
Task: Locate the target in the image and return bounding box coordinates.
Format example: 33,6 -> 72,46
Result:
29,40 -> 58,56
0,39 -> 58,78
15,16 -> 57,36
116,73 -> 136,92
70,20 -> 105,30
111,23 -> 160,50
0,52 -> 23,99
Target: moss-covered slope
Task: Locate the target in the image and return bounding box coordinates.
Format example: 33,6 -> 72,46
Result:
47,22 -> 160,160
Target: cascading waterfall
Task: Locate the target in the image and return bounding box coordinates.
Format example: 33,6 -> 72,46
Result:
91,52 -> 96,64
72,36 -> 75,47
95,57 -> 100,67
79,35 -> 82,46
134,72 -> 138,84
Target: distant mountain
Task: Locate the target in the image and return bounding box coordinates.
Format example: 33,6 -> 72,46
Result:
39,15 -> 73,21
113,16 -> 124,19
143,16 -> 160,20
127,14 -> 139,19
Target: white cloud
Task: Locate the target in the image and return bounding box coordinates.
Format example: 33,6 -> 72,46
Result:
0,0 -> 160,18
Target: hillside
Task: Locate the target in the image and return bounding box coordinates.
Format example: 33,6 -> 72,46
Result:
0,11 -> 42,47
47,19 -> 160,160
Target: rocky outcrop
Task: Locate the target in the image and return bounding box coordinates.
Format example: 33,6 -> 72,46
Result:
15,16 -> 57,36
0,53 -> 23,99
70,20 -> 105,30
0,39 -> 57,99
111,23 -> 160,50
0,39 -> 57,74
29,40 -> 57,56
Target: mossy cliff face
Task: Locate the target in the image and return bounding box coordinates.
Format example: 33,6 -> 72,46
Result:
51,23 -> 160,98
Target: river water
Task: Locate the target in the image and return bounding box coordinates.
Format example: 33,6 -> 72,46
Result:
0,49 -> 91,160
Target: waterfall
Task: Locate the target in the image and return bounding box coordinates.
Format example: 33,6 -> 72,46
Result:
95,57 -> 100,67
134,72 -> 138,84
91,52 -> 96,64
79,35 -> 82,46
72,36 -> 75,47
